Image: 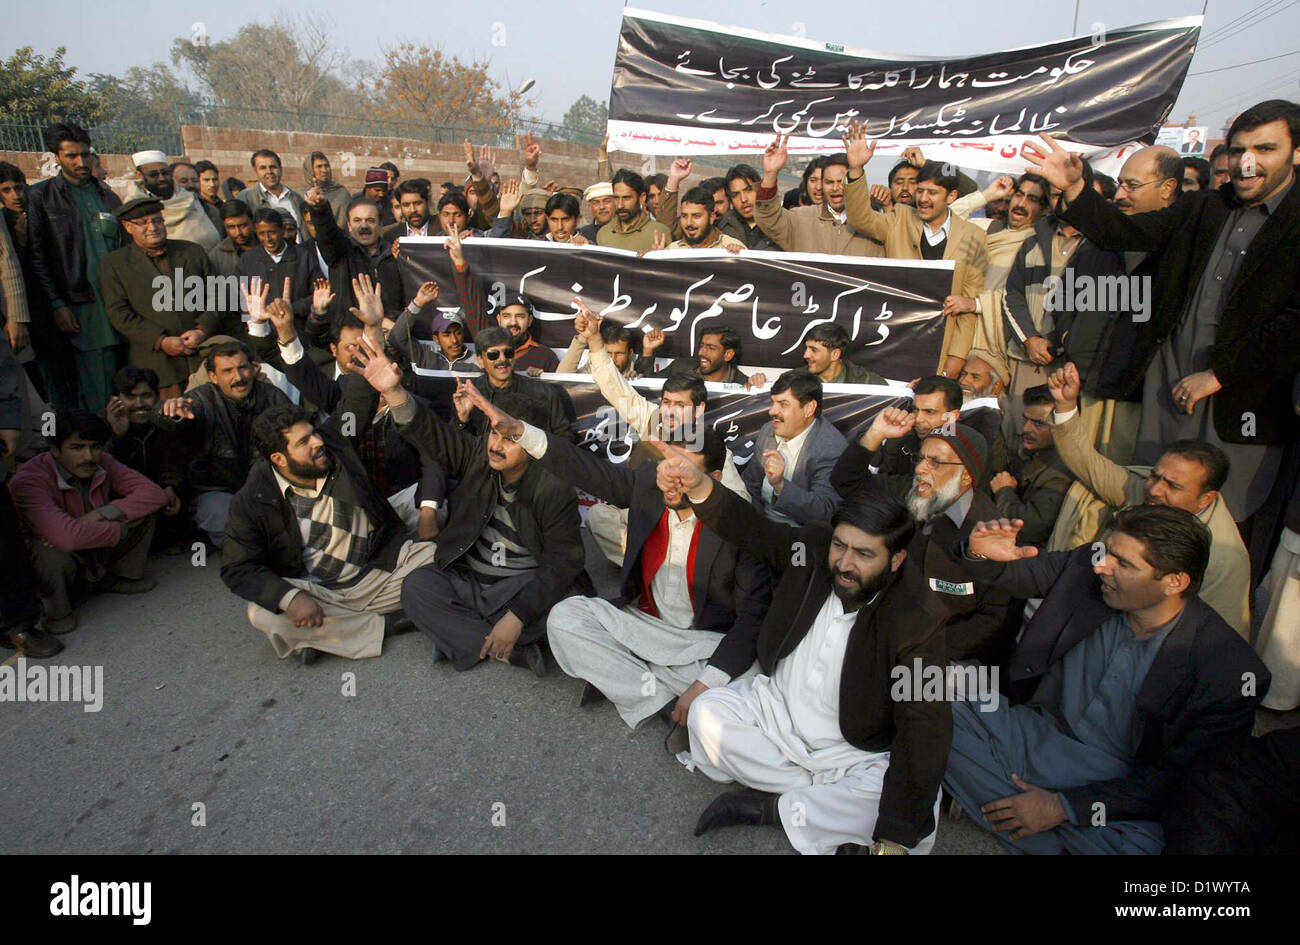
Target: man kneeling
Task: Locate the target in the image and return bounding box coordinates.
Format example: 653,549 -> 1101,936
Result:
658,441 -> 951,855
220,385 -> 435,662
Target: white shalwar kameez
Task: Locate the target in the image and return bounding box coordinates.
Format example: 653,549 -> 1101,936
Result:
680,592 -> 941,855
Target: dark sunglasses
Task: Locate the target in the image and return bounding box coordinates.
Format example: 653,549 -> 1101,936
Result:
483,347 -> 515,362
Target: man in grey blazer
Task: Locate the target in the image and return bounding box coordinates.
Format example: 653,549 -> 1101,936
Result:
741,370 -> 847,525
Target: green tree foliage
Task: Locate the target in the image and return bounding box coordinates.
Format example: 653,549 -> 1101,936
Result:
0,47 -> 110,125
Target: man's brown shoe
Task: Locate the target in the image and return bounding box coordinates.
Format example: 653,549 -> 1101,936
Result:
5,626 -> 65,658
100,576 -> 157,594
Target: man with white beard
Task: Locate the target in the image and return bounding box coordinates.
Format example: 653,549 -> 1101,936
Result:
833,408 -> 1014,666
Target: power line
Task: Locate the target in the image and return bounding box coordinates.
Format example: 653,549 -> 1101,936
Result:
1199,0 -> 1300,50
1189,48 -> 1300,75
1199,0 -> 1289,44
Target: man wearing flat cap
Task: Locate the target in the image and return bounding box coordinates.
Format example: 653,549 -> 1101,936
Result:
832,408 -> 1014,665
99,197 -> 221,398
124,150 -> 221,252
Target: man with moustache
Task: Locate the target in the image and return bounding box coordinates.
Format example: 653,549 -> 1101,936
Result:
98,197 -> 220,398
842,123 -> 989,378
123,151 -> 221,252
833,409 -> 1013,665
354,341 -> 588,676
221,377 -> 438,664
801,323 -> 887,386
640,325 -> 750,386
944,505 -> 1266,854
9,409 -> 167,634
208,199 -> 257,278
579,182 -> 616,243
384,179 -> 434,242
104,365 -> 189,551
171,161 -> 224,235
755,141 -> 882,257
597,169 -> 672,252
740,370 -> 847,527
658,445 -> 951,856
1028,101 -> 1300,530
667,186 -> 746,251
468,388 -> 770,732
1208,144 -> 1232,189
300,187 -> 394,334
27,122 -> 125,412
1044,362 -> 1251,638
239,149 -> 304,238
987,385 -> 1073,549
152,339 -> 290,549
450,327 -> 570,440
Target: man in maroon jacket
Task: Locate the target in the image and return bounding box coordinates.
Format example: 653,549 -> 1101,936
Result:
9,409 -> 167,633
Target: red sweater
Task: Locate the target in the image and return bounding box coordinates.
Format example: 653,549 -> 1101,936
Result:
10,451 -> 168,552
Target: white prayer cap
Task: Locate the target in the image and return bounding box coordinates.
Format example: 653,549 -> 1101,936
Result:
132,150 -> 169,167
584,182 -> 613,201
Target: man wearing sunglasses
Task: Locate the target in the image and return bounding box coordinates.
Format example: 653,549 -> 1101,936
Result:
453,327 -> 571,440
834,407 -> 1013,665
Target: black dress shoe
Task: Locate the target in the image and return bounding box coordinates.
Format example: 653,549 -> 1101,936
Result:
694,788 -> 779,837
4,625 -> 64,659
578,681 -> 608,708
508,643 -> 547,677
384,612 -> 416,635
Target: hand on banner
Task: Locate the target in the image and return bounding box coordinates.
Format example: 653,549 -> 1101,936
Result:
841,121 -> 878,174
942,295 -> 976,316
744,373 -> 767,390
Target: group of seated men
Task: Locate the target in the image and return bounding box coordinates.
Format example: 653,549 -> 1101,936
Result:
1,98 -> 1298,856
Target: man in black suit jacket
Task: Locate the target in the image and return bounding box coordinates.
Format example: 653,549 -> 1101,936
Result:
943,504 -> 1269,854
658,443 -> 952,855
833,409 -> 1014,665
473,393 -> 771,729
1028,101 -> 1300,522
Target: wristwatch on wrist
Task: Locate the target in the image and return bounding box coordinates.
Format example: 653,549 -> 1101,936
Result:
869,840 -> 908,855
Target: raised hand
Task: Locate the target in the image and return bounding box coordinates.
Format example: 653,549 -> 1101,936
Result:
413,281 -> 439,308
667,157 -> 692,189
498,178 -> 521,217
841,120 -> 877,173
302,185 -> 324,207
762,133 -> 791,180
443,223 -> 465,267
642,328 -> 665,355
311,277 -> 335,315
599,132 -> 609,162
242,276 -> 270,323
353,332 -> 404,397
985,175 -> 1016,203
105,395 -> 129,437
266,297 -> 294,339
349,273 -> 385,327
869,184 -> 893,210
521,131 -> 541,171
968,518 -> 1039,561
761,449 -> 786,488
1047,361 -> 1081,413
901,146 -> 926,168
649,230 -> 667,252
478,144 -> 496,183
573,297 -> 602,346
872,405 -> 916,441
390,237 -> 401,260
1022,134 -> 1084,196
463,139 -> 481,177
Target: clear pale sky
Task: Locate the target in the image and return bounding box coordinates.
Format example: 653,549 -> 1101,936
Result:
11,0 -> 1298,138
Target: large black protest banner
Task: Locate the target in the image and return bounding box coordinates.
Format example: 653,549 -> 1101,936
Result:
398,237 -> 951,379
606,8 -> 1201,173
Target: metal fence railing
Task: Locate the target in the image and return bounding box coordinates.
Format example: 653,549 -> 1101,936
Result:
1,104 -> 604,155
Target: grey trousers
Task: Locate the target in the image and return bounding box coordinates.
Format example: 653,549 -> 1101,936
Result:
194,490 -> 233,549
401,566 -> 545,670
30,515 -> 156,620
